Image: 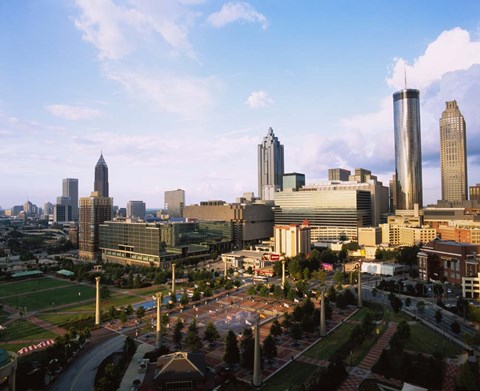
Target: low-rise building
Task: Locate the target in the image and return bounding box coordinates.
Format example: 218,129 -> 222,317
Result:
417,240 -> 480,284
462,272 -> 480,299
274,220 -> 311,257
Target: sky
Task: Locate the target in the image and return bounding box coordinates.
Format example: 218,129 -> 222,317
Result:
1,0 -> 480,210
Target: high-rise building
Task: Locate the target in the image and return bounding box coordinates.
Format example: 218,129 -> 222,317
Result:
94,153 -> 109,197
258,127 -> 284,200
440,100 -> 467,203
79,191 -> 113,260
470,184 -> 480,203
328,168 -> 351,182
393,89 -> 423,211
165,189 -> 185,218
53,196 -> 72,223
63,178 -> 79,221
127,200 -> 146,219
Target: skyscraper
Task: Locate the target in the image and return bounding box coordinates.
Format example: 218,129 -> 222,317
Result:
62,178 -> 79,221
94,153 -> 109,197
393,89 -> 423,210
165,189 -> 185,218
79,191 -> 113,260
440,100 -> 467,203
258,127 -> 284,200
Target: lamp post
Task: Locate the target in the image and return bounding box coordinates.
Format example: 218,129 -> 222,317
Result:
155,292 -> 162,348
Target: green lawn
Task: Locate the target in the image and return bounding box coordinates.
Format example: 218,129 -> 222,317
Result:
0,308 -> 10,324
0,318 -> 57,343
304,320 -> 353,359
263,361 -> 317,391
0,277 -> 71,298
404,323 -> 464,357
0,343 -> 26,352
1,284 -> 95,311
36,312 -> 91,327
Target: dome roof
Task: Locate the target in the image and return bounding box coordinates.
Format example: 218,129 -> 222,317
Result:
0,348 -> 9,367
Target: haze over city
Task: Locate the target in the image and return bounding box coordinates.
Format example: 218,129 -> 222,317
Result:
1,0 -> 480,208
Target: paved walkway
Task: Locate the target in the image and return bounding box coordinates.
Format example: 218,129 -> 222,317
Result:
118,343 -> 155,391
338,322 -> 398,391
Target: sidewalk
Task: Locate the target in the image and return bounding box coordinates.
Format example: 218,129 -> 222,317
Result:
337,322 -> 398,391
118,343 -> 155,391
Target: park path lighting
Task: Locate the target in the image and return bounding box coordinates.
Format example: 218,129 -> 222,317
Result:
320,289 -> 326,337
95,276 -> 101,325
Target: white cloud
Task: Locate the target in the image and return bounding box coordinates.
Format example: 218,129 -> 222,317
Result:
45,104 -> 101,120
74,0 -> 198,60
387,27 -> 480,90
107,69 -> 217,115
208,2 -> 267,30
245,90 -> 273,109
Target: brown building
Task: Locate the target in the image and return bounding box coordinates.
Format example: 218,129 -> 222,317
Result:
417,240 -> 480,284
184,202 -> 274,248
141,352 -> 208,390
79,192 -> 113,260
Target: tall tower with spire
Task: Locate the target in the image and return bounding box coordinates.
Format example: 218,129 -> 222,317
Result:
94,153 -> 109,197
258,127 -> 284,200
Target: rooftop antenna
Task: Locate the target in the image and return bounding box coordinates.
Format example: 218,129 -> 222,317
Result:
404,61 -> 407,90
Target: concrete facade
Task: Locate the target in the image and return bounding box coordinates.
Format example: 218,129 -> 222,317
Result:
274,221 -> 311,257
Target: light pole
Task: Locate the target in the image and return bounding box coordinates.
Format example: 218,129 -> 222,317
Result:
155,292 -> 162,348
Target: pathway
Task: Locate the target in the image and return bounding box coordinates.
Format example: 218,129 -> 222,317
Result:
337,322 -> 398,391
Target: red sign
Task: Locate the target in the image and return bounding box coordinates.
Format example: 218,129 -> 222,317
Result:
270,254 -> 280,261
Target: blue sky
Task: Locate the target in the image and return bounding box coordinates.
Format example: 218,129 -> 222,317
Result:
1,0 -> 480,209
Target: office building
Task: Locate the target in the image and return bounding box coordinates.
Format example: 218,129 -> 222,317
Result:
258,127 -> 284,200
79,191 -> 113,260
328,168 -> 351,182
470,184 -> 480,203
358,227 -> 382,247
283,172 -> 305,191
94,153 -> 109,197
165,189 -> 185,218
127,200 -> 146,219
99,220 -> 232,266
184,201 -> 274,248
440,101 -> 468,203
274,221 -> 311,257
43,202 -> 53,216
418,240 -> 480,284
274,188 -> 372,242
63,178 -> 79,221
393,89 -> 423,210
53,196 -> 72,223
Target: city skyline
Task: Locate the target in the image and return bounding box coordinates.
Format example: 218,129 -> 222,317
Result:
1,1 -> 480,208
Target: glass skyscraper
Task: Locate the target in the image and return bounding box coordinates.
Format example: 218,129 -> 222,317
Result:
393,89 -> 423,210
62,178 -> 78,221
94,153 -> 109,197
440,100 -> 467,203
258,127 -> 284,200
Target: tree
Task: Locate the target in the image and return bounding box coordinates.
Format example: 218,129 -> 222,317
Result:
270,319 -> 282,338
326,285 -> 336,301
335,293 -> 347,311
119,311 -> 127,324
192,289 -> 201,302
435,309 -> 443,324
223,330 -> 240,367
123,336 -> 136,359
185,319 -> 202,351
333,271 -> 343,289
433,284 -> 444,298
263,334 -> 277,362
133,274 -> 142,288
204,322 -> 220,345
125,304 -> 134,316
451,320 -> 461,334
416,301 -> 425,313
100,285 -> 111,299
389,294 -> 403,313
396,320 -> 411,340
405,297 -> 411,307
173,318 -> 184,348
240,328 -> 255,370
313,269 -> 327,286
343,289 -> 355,305
180,291 -> 189,306
136,306 -> 145,320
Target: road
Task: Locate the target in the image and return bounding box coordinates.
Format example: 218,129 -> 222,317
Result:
50,333 -> 126,391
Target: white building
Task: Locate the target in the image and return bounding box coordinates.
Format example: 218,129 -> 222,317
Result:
274,221 -> 311,257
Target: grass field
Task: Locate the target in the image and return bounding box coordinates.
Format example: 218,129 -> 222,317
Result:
0,318 -> 57,343
303,319 -> 353,359
0,308 -> 10,324
263,361 -> 317,391
37,312 -> 92,327
405,323 -> 464,357
0,277 -> 71,298
0,283 -> 95,311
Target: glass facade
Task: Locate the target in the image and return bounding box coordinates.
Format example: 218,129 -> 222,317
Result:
258,127 -> 284,200
393,89 -> 422,210
274,189 -> 371,241
99,221 -> 233,265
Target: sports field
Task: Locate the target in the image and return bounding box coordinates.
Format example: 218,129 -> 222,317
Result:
0,277 -> 96,311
